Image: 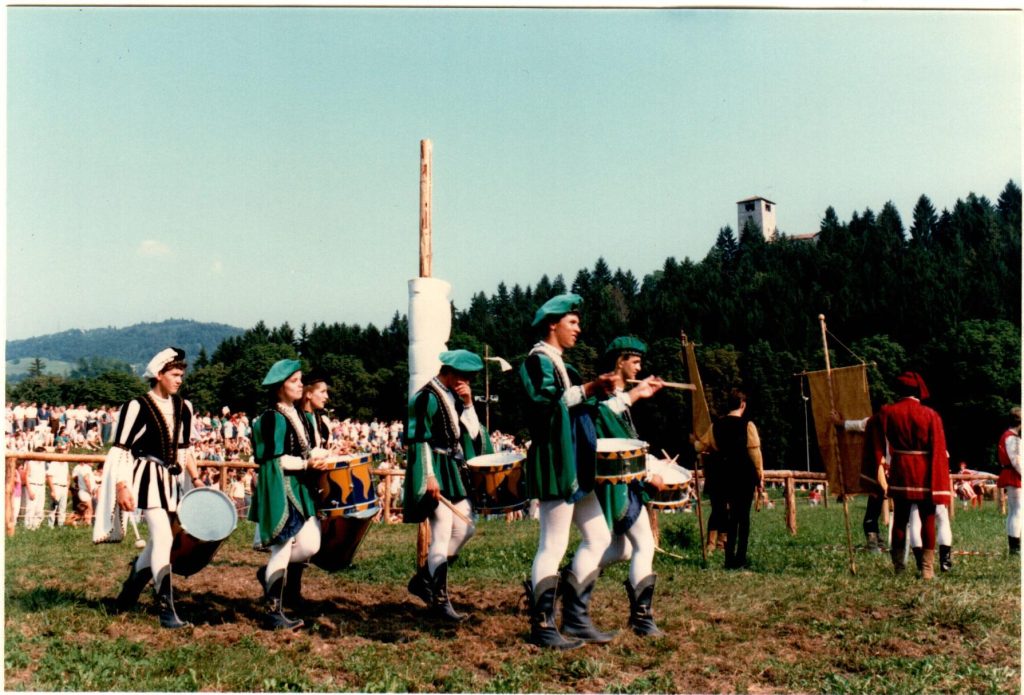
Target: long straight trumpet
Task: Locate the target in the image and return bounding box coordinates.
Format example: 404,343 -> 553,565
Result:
627,379 -> 696,391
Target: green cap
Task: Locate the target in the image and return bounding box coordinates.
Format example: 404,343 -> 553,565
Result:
261,359 -> 302,386
531,293 -> 583,328
604,336 -> 647,361
439,349 -> 484,373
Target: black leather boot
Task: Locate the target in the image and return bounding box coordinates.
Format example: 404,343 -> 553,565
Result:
115,558 -> 152,611
891,545 -> 906,575
625,574 -> 664,637
283,562 -> 307,609
430,562 -> 465,622
407,563 -> 433,605
1009,536 -> 1020,555
154,566 -> 188,629
560,568 -> 615,644
912,547 -> 924,572
939,545 -> 953,572
263,568 -> 303,630
524,576 -> 583,650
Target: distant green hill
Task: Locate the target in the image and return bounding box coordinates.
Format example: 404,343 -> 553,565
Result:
5,357 -> 75,379
5,319 -> 245,375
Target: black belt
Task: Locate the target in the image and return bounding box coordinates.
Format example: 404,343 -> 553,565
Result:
139,454 -> 182,476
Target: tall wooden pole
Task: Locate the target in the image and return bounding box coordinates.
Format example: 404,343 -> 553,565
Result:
819,314 -> 857,575
419,139 -> 432,279
681,332 -> 708,565
484,344 -> 491,432
416,139 -> 433,570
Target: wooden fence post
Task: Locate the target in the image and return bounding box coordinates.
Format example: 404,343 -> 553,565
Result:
383,473 -> 393,523
6,457 -> 16,537
785,475 -> 797,535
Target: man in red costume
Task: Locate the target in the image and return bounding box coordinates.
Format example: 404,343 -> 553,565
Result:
873,371 -> 950,579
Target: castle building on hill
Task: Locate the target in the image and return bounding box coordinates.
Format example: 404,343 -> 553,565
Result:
737,196 -> 777,240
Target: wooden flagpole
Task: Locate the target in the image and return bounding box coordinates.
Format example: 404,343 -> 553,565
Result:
416,139 -> 433,570
819,314 -> 857,575
680,331 -> 708,565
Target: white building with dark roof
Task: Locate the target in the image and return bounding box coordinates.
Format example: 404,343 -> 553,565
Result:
737,196 -> 777,240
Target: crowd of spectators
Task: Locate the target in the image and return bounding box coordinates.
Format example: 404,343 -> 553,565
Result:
5,400 -> 543,530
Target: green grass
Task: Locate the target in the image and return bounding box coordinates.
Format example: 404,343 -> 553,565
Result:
5,496 -> 1020,692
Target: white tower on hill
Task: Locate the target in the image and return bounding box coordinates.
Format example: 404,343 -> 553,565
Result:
737,196 -> 777,240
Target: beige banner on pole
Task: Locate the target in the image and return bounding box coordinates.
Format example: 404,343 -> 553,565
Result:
807,364 -> 871,495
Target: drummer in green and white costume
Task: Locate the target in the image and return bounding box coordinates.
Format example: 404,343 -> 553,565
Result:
520,293 -> 618,650
594,336 -> 667,637
403,349 -> 492,622
249,359 -> 333,630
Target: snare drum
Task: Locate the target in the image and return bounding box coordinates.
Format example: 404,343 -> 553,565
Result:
467,452 -> 527,515
312,508 -> 377,572
316,453 -> 379,516
595,438 -> 648,484
170,487 -> 238,577
646,456 -> 693,509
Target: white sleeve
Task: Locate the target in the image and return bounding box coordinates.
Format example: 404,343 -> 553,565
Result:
604,392 -> 632,416
279,455 -> 307,471
844,418 -> 870,432
460,406 -> 481,440
562,385 -> 587,408
1008,435 -> 1022,475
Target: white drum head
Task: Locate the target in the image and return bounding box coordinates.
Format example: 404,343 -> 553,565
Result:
647,456 -> 693,485
468,451 -> 524,467
178,487 -> 238,542
596,438 -> 648,454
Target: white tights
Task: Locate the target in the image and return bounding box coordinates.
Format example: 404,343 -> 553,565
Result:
427,499 -> 475,574
599,506 -> 656,585
135,508 -> 174,576
1006,487 -> 1022,539
531,491 -> 611,586
908,503 -> 952,548
265,517 -> 321,582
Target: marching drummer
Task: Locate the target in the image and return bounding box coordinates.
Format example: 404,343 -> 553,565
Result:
403,349 -> 491,622
519,293 -> 616,650
282,370 -> 333,606
249,359 -> 333,630
592,336 -> 667,637
93,347 -> 205,629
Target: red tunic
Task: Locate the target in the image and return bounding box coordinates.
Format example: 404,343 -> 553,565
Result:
997,428 -> 1022,488
875,397 -> 950,503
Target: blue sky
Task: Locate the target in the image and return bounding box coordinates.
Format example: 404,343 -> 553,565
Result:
6,7 -> 1020,340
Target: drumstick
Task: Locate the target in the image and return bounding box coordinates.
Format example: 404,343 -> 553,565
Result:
660,449 -> 680,465
128,512 -> 146,549
438,495 -> 473,525
628,379 -> 696,391
654,545 -> 686,561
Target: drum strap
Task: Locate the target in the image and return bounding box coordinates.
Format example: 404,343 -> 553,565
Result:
530,342 -> 571,392
425,378 -> 462,454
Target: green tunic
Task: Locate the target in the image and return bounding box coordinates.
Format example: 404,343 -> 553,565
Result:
594,396 -> 651,533
248,409 -> 319,547
402,379 -> 491,524
520,349 -> 597,503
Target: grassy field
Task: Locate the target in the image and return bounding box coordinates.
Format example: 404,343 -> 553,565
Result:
4,495 -> 1020,693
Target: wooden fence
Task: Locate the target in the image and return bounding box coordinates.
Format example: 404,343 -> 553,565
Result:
4,451 -> 1005,540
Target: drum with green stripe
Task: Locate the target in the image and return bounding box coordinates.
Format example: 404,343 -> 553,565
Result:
595,438 -> 648,484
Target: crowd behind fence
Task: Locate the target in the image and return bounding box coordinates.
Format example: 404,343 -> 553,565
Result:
4,399 -> 1006,535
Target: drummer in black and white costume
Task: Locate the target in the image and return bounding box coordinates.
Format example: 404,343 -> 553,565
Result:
94,347 -> 204,629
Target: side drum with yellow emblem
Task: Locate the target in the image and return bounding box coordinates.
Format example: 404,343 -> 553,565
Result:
312,453 -> 380,571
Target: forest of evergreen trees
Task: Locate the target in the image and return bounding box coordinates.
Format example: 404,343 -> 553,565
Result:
10,182 -> 1021,473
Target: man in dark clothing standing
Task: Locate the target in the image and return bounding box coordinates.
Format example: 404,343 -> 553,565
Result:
695,389 -> 764,569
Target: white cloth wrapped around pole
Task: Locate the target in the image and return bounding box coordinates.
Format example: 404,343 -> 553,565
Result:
408,277 -> 452,397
